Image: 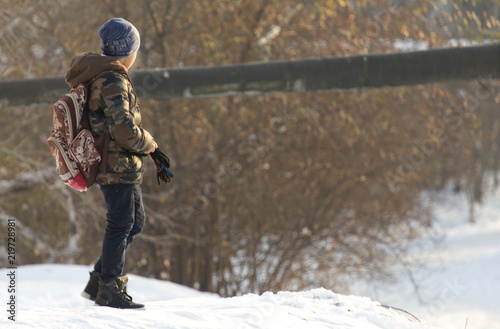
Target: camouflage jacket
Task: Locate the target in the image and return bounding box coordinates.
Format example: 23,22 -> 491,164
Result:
65,53 -> 154,185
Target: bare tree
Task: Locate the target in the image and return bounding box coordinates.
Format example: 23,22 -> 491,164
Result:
0,0 -> 498,296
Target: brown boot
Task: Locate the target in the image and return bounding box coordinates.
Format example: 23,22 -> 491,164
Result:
82,272 -> 129,301
95,278 -> 145,309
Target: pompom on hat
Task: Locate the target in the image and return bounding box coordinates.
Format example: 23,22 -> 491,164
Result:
99,18 -> 140,58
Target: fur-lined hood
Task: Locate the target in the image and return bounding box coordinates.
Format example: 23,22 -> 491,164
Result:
65,52 -> 128,88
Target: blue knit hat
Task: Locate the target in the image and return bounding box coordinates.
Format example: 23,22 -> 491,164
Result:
99,18 -> 140,58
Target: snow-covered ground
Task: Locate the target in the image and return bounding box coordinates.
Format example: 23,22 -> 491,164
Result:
1,187 -> 499,328
0,264 -> 430,329
352,188 -> 500,329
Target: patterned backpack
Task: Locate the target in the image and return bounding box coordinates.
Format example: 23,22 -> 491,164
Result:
46,82 -> 109,192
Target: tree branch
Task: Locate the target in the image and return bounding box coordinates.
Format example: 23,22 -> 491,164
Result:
0,168 -> 54,197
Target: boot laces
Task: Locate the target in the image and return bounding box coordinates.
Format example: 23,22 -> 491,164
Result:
120,288 -> 133,302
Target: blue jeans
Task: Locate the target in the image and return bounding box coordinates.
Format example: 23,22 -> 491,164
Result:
94,183 -> 145,282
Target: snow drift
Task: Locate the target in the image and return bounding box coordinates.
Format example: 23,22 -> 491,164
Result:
0,264 -> 431,329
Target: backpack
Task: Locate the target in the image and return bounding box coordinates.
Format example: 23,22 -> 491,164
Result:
46,82 -> 109,192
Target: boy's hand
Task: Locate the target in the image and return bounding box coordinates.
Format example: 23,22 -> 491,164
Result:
150,148 -> 173,185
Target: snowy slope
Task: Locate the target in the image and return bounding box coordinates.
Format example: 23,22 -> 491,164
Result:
0,264 -> 432,329
3,189 -> 497,329
351,189 -> 500,329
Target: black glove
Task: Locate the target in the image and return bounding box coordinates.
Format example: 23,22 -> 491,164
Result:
150,148 -> 174,184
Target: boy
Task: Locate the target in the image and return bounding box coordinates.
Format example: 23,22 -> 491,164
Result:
65,18 -> 157,309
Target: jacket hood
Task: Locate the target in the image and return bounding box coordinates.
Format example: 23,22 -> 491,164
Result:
65,52 -> 128,88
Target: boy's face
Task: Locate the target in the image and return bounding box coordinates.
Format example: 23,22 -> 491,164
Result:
120,52 -> 137,69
